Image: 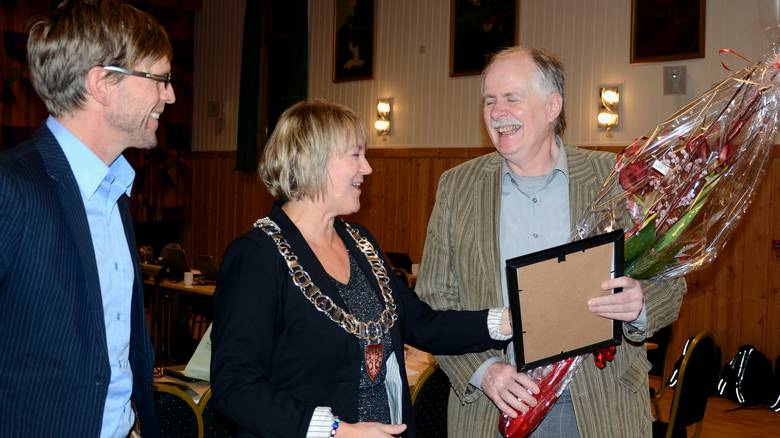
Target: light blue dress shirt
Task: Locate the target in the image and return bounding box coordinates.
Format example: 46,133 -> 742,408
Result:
470,142 -> 646,389
48,117 -> 136,438
469,143 -> 570,388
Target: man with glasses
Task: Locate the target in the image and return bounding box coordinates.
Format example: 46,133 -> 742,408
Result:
0,0 -> 174,436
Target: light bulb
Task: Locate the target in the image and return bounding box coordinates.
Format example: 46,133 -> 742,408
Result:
375,119 -> 390,131
601,88 -> 620,105
377,101 -> 391,115
597,111 -> 618,126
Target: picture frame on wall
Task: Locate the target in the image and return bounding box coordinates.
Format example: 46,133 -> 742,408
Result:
630,0 -> 706,63
333,0 -> 374,82
450,0 -> 519,77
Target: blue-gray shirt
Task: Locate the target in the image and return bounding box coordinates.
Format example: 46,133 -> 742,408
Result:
469,143 -> 570,387
49,116 -> 136,438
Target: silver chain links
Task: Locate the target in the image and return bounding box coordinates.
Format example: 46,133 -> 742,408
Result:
253,217 -> 398,342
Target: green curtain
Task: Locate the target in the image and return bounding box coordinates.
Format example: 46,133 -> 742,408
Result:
235,0 -> 262,171
235,0 -> 308,172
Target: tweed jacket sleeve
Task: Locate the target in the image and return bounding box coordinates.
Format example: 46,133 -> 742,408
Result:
567,147 -> 687,341
416,154 -> 507,404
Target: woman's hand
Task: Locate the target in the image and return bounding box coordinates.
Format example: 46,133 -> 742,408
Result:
336,421 -> 407,437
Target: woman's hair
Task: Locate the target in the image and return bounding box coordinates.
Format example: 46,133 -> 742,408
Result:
27,0 -> 172,117
260,99 -> 366,201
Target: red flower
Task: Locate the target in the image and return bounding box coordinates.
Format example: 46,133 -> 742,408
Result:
618,161 -> 649,194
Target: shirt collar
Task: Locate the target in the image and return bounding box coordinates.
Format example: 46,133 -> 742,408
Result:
501,136 -> 570,181
47,116 -> 135,199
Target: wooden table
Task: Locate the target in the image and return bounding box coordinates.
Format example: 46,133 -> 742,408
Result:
404,345 -> 436,388
143,268 -> 216,360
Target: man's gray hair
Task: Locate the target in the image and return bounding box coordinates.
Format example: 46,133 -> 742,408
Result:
482,46 -> 566,136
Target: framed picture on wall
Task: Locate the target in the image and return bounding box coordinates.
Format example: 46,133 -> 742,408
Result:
333,0 -> 374,82
630,0 -> 706,63
450,0 -> 519,77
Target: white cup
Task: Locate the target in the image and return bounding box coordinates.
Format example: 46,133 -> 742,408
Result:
183,271 -> 194,286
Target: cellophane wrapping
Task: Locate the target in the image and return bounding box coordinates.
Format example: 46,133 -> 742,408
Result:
499,46 -> 780,437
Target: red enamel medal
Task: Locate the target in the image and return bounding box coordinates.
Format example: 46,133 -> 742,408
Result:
365,343 -> 384,382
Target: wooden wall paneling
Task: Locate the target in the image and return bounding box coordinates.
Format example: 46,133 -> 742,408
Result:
766,155 -> 780,361
188,146 -> 779,365
740,159 -> 772,352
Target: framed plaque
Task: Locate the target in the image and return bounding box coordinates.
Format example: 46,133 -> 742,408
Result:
506,230 -> 624,371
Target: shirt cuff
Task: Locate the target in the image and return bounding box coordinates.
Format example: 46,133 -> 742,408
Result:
626,304 -> 648,333
468,357 -> 501,392
487,307 -> 511,340
306,407 -> 335,438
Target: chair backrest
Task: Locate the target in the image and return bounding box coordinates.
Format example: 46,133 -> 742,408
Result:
392,267 -> 411,289
197,387 -> 236,438
154,383 -> 204,438
411,364 -> 450,438
647,325 -> 672,379
665,332 -> 720,438
385,252 -> 412,273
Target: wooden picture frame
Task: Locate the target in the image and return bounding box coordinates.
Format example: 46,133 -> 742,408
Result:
333,0 -> 374,82
630,0 -> 706,64
450,0 -> 519,77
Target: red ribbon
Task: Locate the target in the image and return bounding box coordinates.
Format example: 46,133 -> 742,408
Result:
593,345 -> 617,369
718,48 -> 754,71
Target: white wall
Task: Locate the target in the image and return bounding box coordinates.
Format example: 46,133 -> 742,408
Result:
193,0 -> 773,151
192,0 -> 245,152
309,0 -> 772,147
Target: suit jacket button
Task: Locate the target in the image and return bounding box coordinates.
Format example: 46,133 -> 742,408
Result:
95,373 -> 105,385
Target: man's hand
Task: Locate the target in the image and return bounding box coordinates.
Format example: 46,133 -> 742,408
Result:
481,362 -> 539,418
588,276 -> 644,322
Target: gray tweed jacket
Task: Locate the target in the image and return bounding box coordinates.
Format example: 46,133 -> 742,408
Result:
416,146 -> 687,438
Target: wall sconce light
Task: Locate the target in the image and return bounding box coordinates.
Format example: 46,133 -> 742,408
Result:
375,98 -> 392,136
597,86 -> 620,136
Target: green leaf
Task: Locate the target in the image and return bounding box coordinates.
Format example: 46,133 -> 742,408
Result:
654,177 -> 718,254
624,216 -> 657,265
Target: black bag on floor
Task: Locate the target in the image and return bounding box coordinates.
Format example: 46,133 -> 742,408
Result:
717,345 -> 773,407
770,355 -> 780,412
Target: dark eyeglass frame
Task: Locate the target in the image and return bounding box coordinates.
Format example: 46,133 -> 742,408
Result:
100,65 -> 172,89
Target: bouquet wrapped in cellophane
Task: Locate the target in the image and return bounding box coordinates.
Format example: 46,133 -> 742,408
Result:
499,46 -> 780,438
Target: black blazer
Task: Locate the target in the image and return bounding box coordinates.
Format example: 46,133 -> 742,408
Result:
210,204 -> 507,438
0,126 -> 161,437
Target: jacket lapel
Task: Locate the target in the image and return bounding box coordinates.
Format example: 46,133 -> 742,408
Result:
119,195 -> 145,349
36,127 -> 108,356
566,146 -> 602,234
476,153 -> 505,304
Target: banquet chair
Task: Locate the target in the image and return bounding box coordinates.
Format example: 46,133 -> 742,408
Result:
392,267 -> 412,289
411,363 -> 450,438
652,332 -> 720,438
648,325 -> 673,418
385,252 -> 412,273
197,386 -> 236,438
153,383 -> 204,438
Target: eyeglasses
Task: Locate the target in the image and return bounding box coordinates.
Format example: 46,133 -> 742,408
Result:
101,65 -> 172,89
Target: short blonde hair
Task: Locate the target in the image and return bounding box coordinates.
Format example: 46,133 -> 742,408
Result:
27,0 -> 172,117
260,99 -> 366,201
482,46 -> 567,136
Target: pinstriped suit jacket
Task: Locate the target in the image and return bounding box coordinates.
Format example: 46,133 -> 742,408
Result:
416,146 -> 686,438
0,127 -> 161,437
